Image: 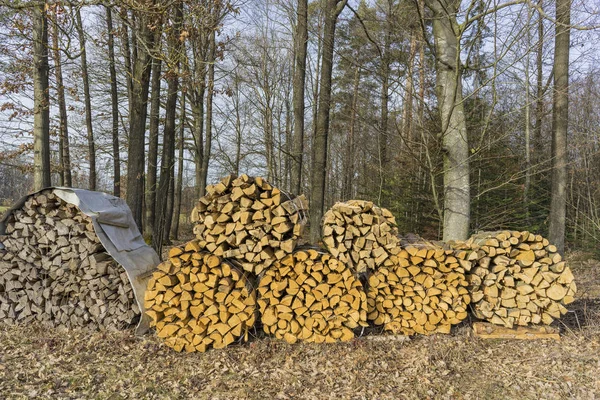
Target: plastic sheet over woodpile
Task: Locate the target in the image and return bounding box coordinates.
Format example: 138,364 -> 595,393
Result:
367,243 -> 471,335
257,248 -> 368,344
322,200 -> 400,274
0,190 -> 140,330
463,231 -> 576,327
191,174 -> 308,275
145,240 -> 257,352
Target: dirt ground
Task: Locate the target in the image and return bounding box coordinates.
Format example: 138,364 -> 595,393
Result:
1,254 -> 599,400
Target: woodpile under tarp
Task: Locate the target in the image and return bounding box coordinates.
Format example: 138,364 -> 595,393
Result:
191,174 -> 308,275
462,231 -> 576,327
258,248 -> 368,343
145,240 -> 257,352
366,242 -> 471,335
0,188 -> 160,333
322,200 -> 400,274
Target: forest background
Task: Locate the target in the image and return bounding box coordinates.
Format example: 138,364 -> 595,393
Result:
0,0 -> 599,256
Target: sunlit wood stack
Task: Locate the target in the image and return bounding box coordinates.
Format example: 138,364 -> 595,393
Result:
257,248 -> 368,344
0,190 -> 140,330
366,243 -> 471,335
191,174 -> 308,275
465,231 -> 576,327
322,200 -> 400,274
145,240 -> 257,352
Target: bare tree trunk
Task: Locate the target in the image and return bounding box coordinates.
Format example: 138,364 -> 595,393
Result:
342,66 -> 360,200
199,28 -> 216,196
145,55 -> 162,238
75,8 -> 96,190
309,0 -> 347,243
291,0 -> 308,194
403,31 -> 417,142
120,8 -> 134,120
126,4 -> 156,231
154,2 -> 182,253
534,0 -> 544,170
51,10 -> 71,187
172,94 -> 186,240
107,6 -> 120,196
33,2 -> 51,191
549,0 -> 570,254
427,0 -> 470,241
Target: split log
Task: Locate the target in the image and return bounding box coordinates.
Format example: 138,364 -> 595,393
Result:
322,200 -> 400,274
191,174 -> 308,275
464,231 -> 576,327
0,190 -> 140,330
257,248 -> 368,344
145,240 -> 257,352
366,243 -> 470,335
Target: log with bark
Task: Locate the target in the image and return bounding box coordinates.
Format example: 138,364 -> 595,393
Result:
463,231 -> 576,327
0,190 -> 140,330
191,174 -> 308,275
366,242 -> 471,335
257,248 -> 368,344
145,240 -> 257,352
322,200 -> 400,274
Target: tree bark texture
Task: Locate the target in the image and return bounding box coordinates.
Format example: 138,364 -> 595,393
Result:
291,0 -> 308,195
427,0 -> 470,241
106,6 -> 120,197
309,0 -> 347,244
549,0 -> 570,254
145,56 -> 162,238
33,2 -> 51,191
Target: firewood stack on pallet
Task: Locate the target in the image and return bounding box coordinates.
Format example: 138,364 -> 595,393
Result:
145,240 -> 257,352
258,248 -> 368,344
366,242 -> 471,335
322,200 -> 400,274
0,190 -> 140,330
462,231 -> 576,328
191,174 -> 308,275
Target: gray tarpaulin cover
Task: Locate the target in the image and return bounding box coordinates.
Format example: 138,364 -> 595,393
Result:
0,187 -> 160,334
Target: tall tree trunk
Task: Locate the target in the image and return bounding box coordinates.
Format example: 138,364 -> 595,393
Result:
534,0 -> 544,171
549,0 -> 570,254
107,6 -> 120,196
75,8 -> 96,190
126,3 -> 156,231
51,10 -> 72,187
154,2 -> 182,253
199,28 -> 216,197
403,30 -> 417,141
145,55 -> 162,239
33,2 -> 51,191
291,0 -> 308,194
120,8 -> 134,120
342,66 -> 360,200
172,94 -> 186,240
309,0 -> 347,243
427,0 -> 470,241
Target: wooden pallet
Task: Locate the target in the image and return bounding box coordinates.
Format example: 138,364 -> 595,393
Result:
473,322 -> 560,340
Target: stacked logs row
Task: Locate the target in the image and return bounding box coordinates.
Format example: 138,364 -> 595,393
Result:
365,245 -> 471,335
191,174 -> 308,275
257,248 -> 368,344
457,231 -> 577,328
0,191 -> 140,330
145,240 -> 257,352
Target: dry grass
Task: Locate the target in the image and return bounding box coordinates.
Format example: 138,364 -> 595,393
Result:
0,253 -> 599,399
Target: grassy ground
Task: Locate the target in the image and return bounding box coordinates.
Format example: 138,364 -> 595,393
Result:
0,254 -> 599,399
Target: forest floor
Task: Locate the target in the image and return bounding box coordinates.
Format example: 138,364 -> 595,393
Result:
0,253 -> 599,399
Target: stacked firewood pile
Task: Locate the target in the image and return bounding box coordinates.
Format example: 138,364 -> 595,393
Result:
145,240 -> 257,352
0,190 -> 140,330
257,248 -> 367,344
460,231 -> 577,327
191,174 -> 308,275
322,200 -> 400,274
366,242 -> 471,335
